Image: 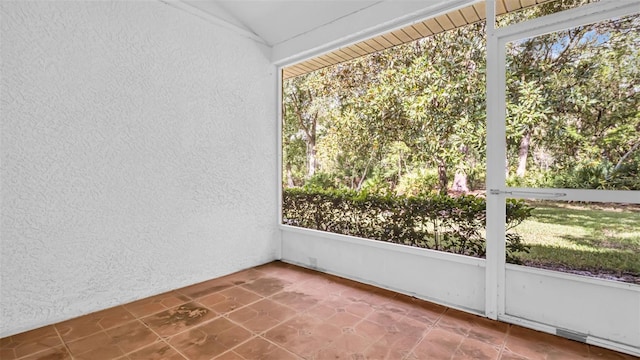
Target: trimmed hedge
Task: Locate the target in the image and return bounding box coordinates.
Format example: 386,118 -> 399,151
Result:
283,188 -> 533,263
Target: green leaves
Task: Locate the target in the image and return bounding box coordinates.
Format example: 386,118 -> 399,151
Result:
283,188 -> 532,262
505,13 -> 639,186
283,7 -> 639,192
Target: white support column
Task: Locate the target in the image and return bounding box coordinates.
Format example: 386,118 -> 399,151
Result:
484,0 -> 507,320
277,67 -> 284,259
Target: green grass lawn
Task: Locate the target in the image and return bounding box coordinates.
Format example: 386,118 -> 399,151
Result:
516,201 -> 640,278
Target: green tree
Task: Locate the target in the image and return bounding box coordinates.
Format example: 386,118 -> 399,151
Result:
505,12 -> 639,188
283,71 -> 337,183
282,3 -> 639,193
400,22 -> 486,191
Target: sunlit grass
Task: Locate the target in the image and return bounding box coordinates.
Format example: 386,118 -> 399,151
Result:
516,201 -> 640,275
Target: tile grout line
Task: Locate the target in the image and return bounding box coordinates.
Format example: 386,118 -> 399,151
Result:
110,273 -> 266,357
211,286 -> 313,359
402,306 -> 449,358
103,306 -> 161,358
224,291 -> 306,354
186,275 -> 499,360
218,272 -> 350,358
438,308 -> 488,360
50,305 -> 139,347
52,325 -> 76,360
123,291 -> 194,319
257,287 -> 337,358
136,281 -> 258,345
135,273 -> 294,358
13,264 -> 620,360
123,285 -> 236,360
258,335 -> 305,360
9,327 -> 71,360
267,278 -> 423,358
147,285 -> 254,340
439,309 -> 465,360
314,279 -> 431,357
344,296 -> 412,357
207,274 -> 307,359
135,314 -> 191,360
212,348 -> 246,360
120,293 -> 200,359
496,324 -> 512,359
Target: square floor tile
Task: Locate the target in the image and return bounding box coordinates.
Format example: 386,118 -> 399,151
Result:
589,345 -> 639,359
219,269 -> 266,286
412,327 -> 465,359
212,351 -> 245,360
0,325 -> 61,359
124,291 -> 191,318
178,278 -> 236,299
233,337 -> 300,360
504,326 -> 590,360
228,299 -> 296,333
241,277 -> 291,297
142,302 -> 217,337
1,262 -> 635,360
126,341 -> 187,360
104,320 -> 160,353
169,317 -> 252,360
18,345 -> 71,360
270,290 -> 319,312
199,287 -> 262,314
453,337 -> 500,359
67,331 -> 126,359
56,306 -> 135,342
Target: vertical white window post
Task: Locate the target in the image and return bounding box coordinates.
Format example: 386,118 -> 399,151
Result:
485,1 -> 640,354
485,0 -> 507,321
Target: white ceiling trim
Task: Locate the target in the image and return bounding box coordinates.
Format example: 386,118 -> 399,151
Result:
271,1 -> 385,47
271,0 -> 477,66
160,0 -> 268,45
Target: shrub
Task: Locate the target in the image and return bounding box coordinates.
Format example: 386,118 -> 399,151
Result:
360,173 -> 393,196
395,168 -> 440,196
283,188 -> 532,263
507,157 -> 640,191
550,162 -> 612,189
303,172 -> 339,190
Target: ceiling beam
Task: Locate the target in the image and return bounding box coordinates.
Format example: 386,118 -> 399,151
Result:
159,0 -> 268,45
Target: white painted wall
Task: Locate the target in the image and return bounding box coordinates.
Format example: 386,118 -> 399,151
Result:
505,266 -> 640,354
0,1 -> 278,337
281,227 -> 486,314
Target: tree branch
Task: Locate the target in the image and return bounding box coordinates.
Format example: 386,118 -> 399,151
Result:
612,141 -> 640,175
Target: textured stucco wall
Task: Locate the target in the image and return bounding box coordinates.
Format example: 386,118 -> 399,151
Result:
0,1 -> 278,337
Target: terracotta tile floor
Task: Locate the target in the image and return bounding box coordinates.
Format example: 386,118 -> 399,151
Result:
1,261 -> 636,360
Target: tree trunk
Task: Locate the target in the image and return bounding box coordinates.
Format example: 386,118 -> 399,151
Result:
356,158 -> 372,191
285,162 -> 295,188
505,157 -> 510,178
451,172 -> 469,193
516,130 -> 531,177
437,159 -> 448,193
291,91 -> 318,180
611,142 -> 640,176
451,145 -> 469,193
307,136 -> 317,178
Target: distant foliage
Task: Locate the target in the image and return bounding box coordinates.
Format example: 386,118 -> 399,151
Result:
283,7 -> 639,194
395,168 -> 440,196
283,188 -> 532,263
506,156 -> 640,191
304,172 -> 339,190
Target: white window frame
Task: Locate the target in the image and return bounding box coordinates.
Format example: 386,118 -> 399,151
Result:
484,0 -> 640,322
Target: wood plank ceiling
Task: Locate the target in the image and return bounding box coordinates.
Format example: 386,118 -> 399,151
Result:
283,0 -> 553,79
